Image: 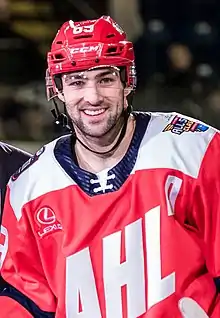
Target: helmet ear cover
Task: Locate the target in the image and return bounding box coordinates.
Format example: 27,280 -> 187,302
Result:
119,67 -> 126,88
54,75 -> 62,92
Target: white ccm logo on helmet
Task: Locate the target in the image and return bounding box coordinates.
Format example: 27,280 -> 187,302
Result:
70,45 -> 100,54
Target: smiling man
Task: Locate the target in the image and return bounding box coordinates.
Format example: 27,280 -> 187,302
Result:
0,16 -> 220,318
61,67 -> 127,141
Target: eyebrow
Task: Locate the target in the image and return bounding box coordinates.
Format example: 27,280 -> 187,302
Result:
95,70 -> 119,78
64,70 -> 119,81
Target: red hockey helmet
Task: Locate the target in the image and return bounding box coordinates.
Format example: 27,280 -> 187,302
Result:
46,16 -> 136,100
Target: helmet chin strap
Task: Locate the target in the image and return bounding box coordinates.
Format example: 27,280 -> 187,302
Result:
51,99 -> 72,133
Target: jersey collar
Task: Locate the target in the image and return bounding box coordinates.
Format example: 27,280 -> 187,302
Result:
54,112 -> 150,196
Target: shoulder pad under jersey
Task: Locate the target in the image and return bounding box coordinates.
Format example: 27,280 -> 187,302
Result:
133,111 -> 218,179
8,135 -> 74,220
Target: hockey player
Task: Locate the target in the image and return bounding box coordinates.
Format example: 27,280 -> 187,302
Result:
0,16 -> 219,318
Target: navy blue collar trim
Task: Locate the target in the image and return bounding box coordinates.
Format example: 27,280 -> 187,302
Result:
54,112 -> 150,196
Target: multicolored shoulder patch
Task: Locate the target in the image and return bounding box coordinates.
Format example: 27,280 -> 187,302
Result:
163,115 -> 209,135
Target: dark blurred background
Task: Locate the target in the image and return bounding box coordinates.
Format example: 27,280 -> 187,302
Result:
1,0 -> 220,151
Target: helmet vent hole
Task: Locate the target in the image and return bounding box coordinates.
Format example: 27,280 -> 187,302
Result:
73,35 -> 93,39
56,41 -> 63,44
106,33 -> 115,38
107,47 -> 117,53
106,46 -> 120,55
55,53 -> 65,60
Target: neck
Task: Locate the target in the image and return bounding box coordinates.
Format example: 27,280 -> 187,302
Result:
74,115 -> 135,173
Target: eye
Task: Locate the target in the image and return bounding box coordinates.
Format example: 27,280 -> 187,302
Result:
100,77 -> 114,85
69,80 -> 85,88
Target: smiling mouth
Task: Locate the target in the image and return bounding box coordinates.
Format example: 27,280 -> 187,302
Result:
83,109 -> 106,116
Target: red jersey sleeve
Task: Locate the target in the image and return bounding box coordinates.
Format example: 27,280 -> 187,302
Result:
0,297 -> 33,317
0,187 -> 56,316
190,132 -> 220,278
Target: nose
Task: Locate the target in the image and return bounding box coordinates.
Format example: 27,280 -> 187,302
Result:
83,84 -> 104,105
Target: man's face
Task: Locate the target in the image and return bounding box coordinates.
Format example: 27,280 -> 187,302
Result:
60,67 -> 127,138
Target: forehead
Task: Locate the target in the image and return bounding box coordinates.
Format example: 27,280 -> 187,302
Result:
63,67 -> 120,81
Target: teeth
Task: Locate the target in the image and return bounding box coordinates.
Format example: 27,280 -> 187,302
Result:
84,109 -> 105,116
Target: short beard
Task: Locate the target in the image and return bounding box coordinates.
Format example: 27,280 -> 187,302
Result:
74,110 -> 127,153
74,111 -> 121,138
66,98 -> 125,142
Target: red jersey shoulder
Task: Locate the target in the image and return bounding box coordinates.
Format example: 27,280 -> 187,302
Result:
10,136 -> 66,183
134,112 -> 218,179
7,136 -> 74,222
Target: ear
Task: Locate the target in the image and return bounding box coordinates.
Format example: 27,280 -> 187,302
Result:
123,95 -> 128,110
58,92 -> 65,102
123,87 -> 132,106
124,87 -> 132,97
